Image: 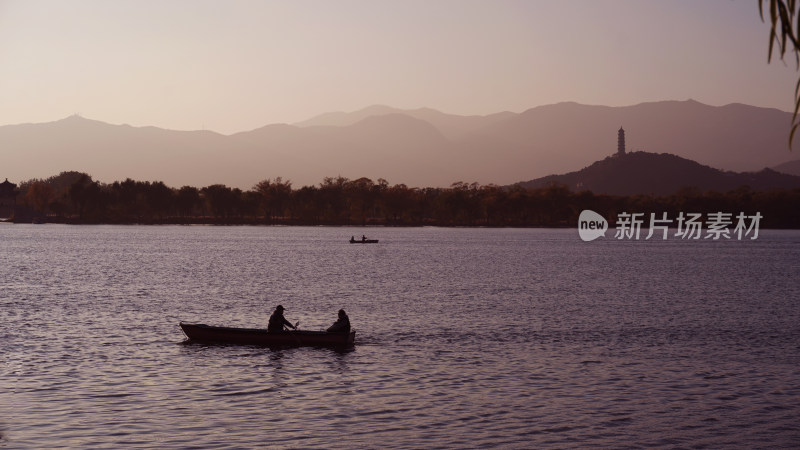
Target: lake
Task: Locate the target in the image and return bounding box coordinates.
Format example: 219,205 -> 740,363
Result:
1,225 -> 799,448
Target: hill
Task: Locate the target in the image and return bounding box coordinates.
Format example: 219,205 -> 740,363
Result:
517,151 -> 800,196
773,159 -> 800,177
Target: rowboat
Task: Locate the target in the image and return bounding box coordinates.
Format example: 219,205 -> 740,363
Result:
179,322 -> 356,347
349,239 -> 379,244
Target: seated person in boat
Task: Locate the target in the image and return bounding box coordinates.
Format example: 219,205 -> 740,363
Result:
327,309 -> 351,333
361,235 -> 367,242
268,305 -> 296,332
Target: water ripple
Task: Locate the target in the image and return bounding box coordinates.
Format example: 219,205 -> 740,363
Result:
1,226 -> 799,448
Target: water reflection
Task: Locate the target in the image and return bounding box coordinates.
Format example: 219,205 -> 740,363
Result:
179,340 -> 355,355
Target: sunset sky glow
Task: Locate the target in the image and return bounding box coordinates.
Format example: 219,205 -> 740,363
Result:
0,0 -> 795,134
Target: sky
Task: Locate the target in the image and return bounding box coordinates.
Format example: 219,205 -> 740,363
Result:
0,0 -> 797,134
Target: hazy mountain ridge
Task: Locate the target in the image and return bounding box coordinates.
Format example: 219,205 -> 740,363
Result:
517,151 -> 800,196
1,100 -> 797,190
773,159 -> 800,176
293,104 -> 515,140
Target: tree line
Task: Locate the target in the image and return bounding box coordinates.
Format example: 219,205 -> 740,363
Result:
11,171 -> 800,228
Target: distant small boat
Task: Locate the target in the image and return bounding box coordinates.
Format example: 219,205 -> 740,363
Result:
349,238 -> 379,244
179,322 -> 355,347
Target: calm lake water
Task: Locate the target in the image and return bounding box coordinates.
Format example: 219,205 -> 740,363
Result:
1,225 -> 799,448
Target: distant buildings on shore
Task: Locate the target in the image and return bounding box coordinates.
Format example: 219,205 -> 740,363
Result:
0,178 -> 17,219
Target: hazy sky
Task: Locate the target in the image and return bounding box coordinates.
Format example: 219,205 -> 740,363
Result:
0,0 -> 796,134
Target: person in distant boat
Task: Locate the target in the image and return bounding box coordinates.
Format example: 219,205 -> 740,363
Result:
268,305 -> 296,332
350,236 -> 356,243
361,235 -> 367,242
327,309 -> 351,333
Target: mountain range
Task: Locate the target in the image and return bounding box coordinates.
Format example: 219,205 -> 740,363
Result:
1,100 -> 799,190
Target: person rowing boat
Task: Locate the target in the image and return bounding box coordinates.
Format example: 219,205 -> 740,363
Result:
267,305 -> 296,332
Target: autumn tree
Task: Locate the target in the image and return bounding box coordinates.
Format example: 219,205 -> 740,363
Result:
25,181 -> 55,213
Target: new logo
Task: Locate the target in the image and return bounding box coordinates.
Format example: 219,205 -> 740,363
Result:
578,210 -> 608,241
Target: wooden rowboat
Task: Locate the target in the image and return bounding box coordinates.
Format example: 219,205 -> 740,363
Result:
349,239 -> 379,244
179,322 -> 355,347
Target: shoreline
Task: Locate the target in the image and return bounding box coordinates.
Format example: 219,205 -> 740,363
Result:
4,217 -> 796,231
